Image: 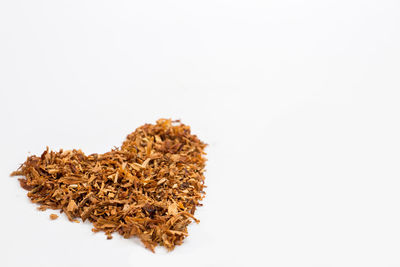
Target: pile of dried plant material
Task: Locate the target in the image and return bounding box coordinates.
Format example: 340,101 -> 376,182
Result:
11,119 -> 207,252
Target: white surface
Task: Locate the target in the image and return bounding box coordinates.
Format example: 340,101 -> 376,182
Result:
1,0 -> 400,266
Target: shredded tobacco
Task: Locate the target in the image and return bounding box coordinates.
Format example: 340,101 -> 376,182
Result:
11,119 -> 207,252
49,214 -> 59,220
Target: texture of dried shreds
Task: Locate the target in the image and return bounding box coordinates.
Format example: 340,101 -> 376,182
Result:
11,119 -> 207,252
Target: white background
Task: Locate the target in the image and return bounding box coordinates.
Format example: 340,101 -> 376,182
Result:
1,0 -> 400,266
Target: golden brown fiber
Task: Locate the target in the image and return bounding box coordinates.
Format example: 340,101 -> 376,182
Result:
11,119 -> 207,252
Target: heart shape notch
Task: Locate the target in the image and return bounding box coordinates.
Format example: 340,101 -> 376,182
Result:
12,119 -> 207,252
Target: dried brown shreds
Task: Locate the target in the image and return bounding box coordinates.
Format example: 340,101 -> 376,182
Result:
50,214 -> 59,220
11,119 -> 207,252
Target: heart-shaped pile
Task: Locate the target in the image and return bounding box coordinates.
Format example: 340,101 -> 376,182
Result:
11,119 -> 207,252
